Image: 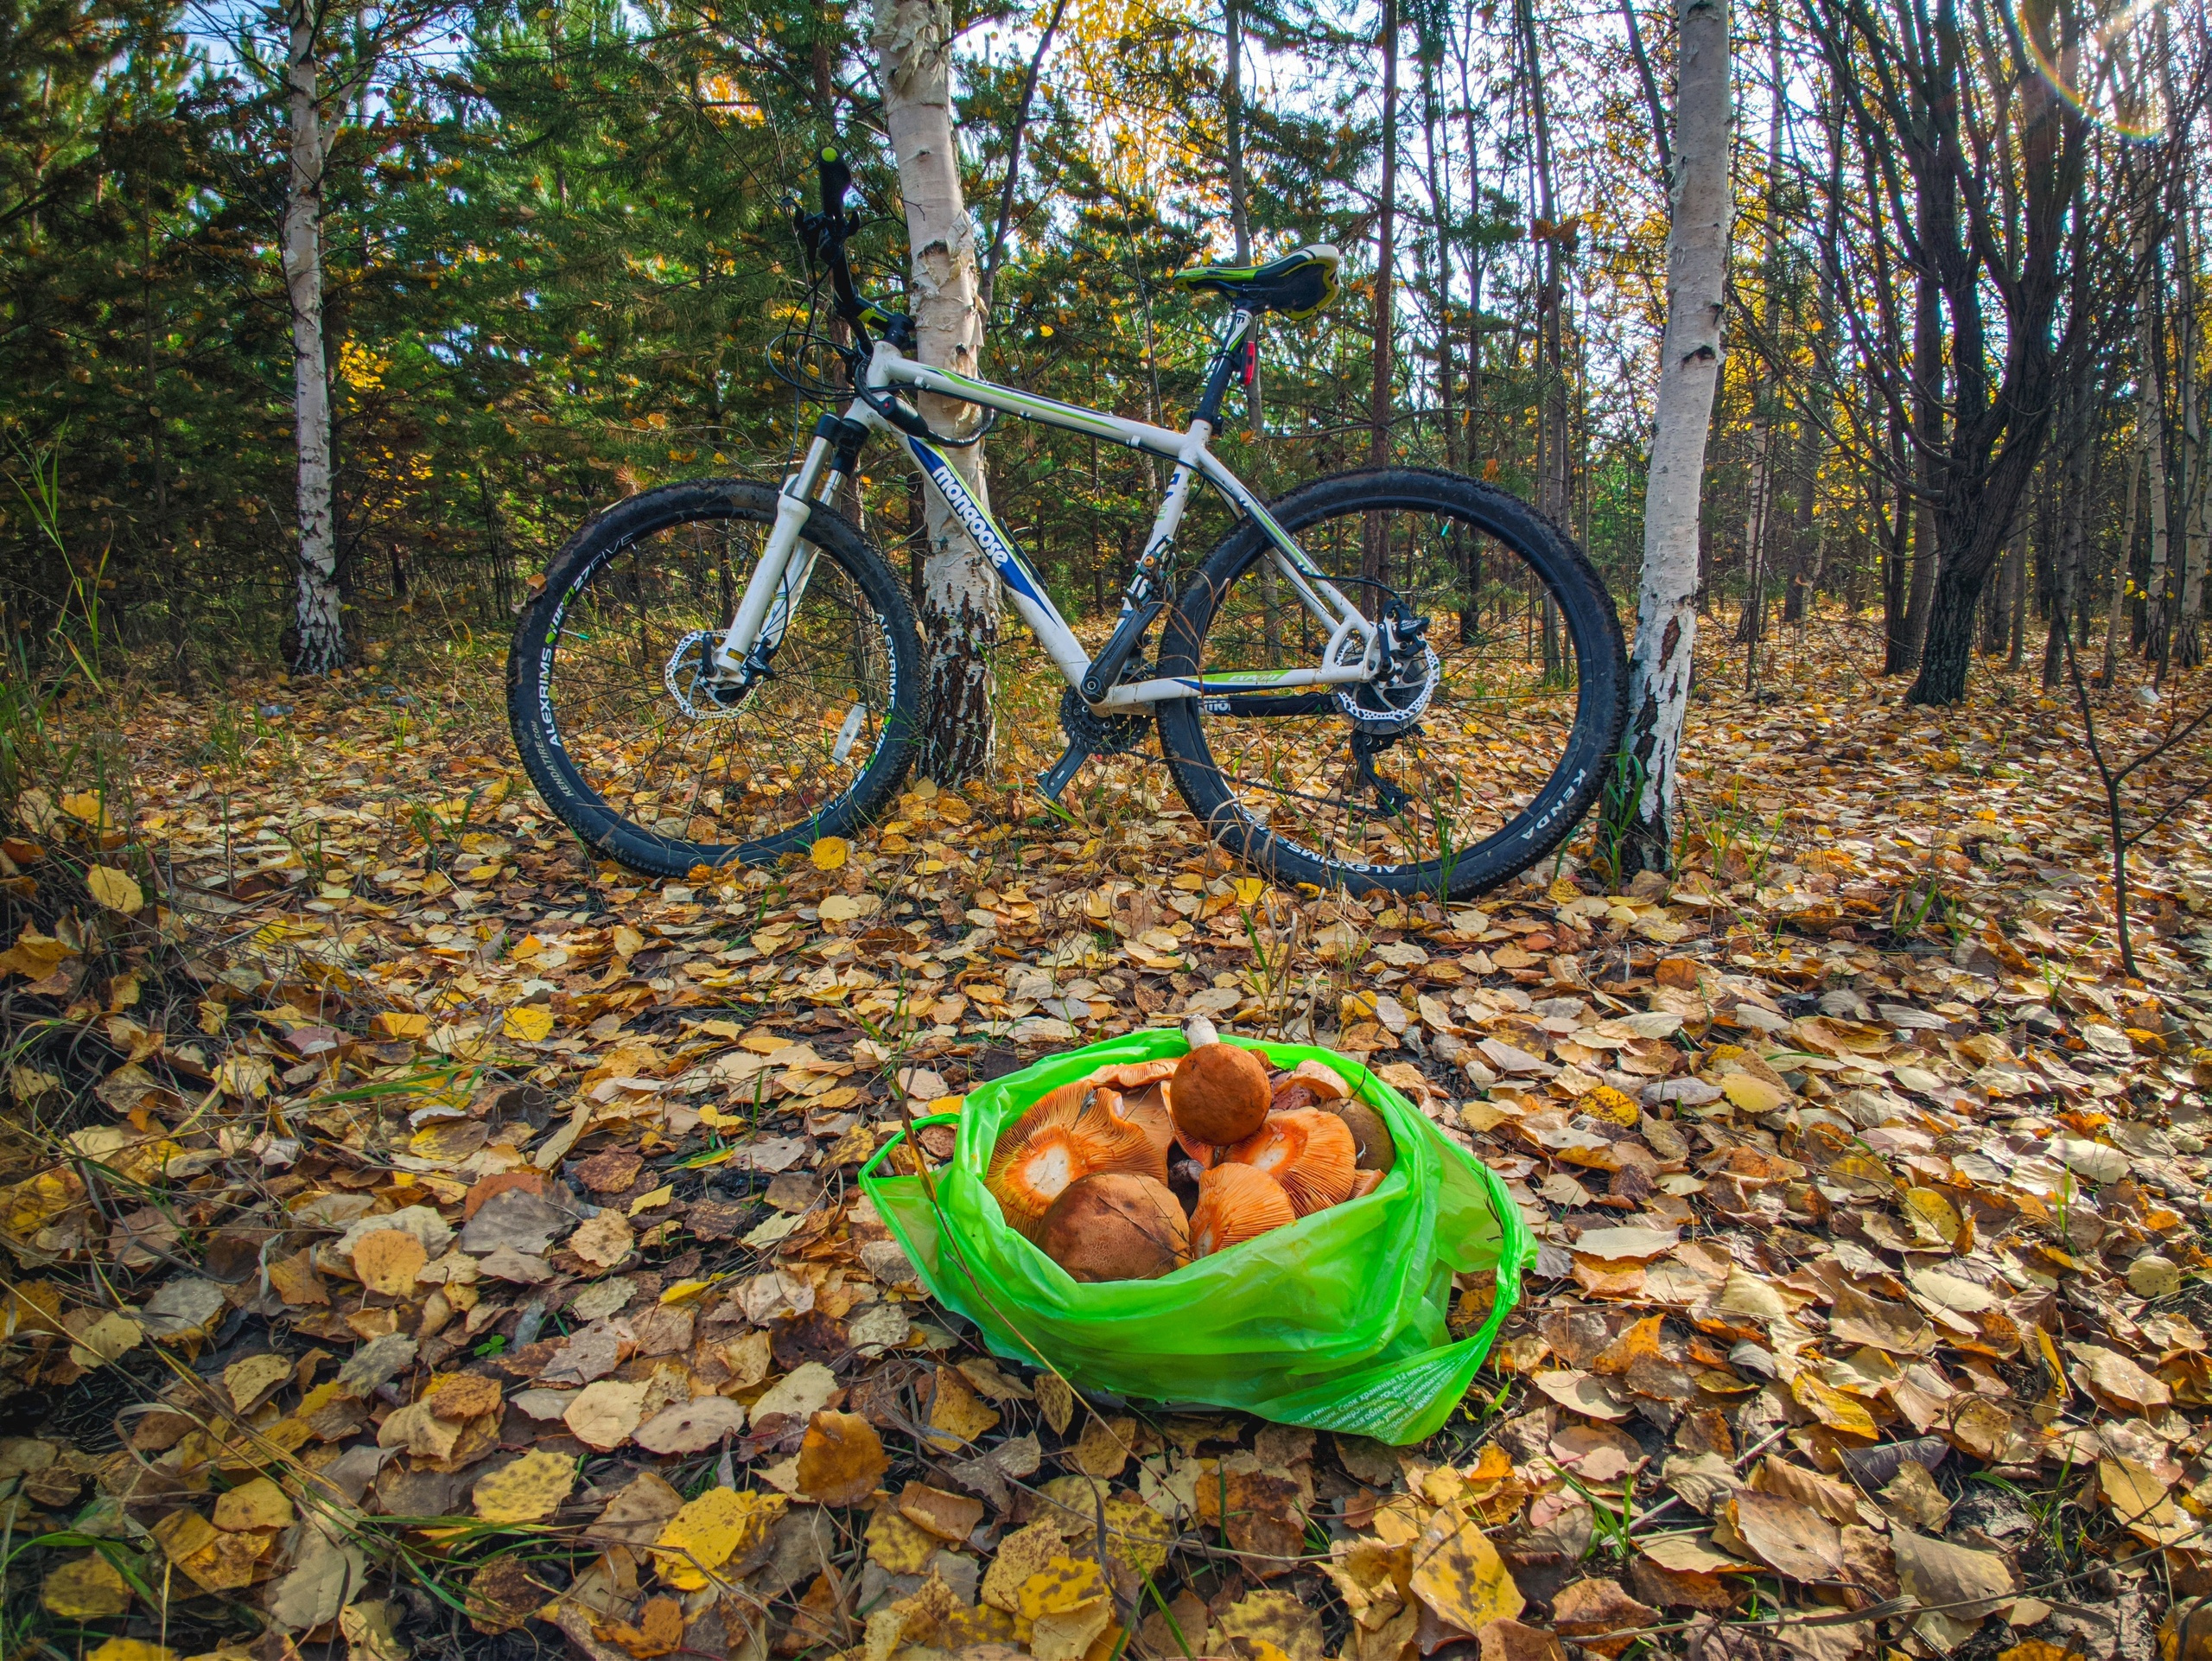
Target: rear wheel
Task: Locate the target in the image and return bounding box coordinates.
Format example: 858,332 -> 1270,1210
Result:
1155,468 -> 1626,900
506,480 -> 921,877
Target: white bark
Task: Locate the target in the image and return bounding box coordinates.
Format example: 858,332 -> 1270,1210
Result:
2139,268 -> 2171,670
2177,194 -> 2205,667
872,0 -> 999,783
1606,0 -> 1731,877
283,0 -> 341,674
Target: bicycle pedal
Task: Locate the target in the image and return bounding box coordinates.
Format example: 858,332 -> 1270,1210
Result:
1037,742 -> 1090,805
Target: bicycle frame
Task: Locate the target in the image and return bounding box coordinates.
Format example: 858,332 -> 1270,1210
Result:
713,309 -> 1382,712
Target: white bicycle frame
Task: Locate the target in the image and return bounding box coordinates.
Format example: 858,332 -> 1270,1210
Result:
711,310 -> 1382,710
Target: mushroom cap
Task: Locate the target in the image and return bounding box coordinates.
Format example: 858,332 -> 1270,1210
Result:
1090,1060 -> 1179,1091
1081,1063 -> 1177,1163
1169,1043 -> 1272,1147
1038,1173 -> 1190,1282
1347,1168 -> 1386,1200
1289,1059 -> 1350,1102
1188,1162 -> 1297,1258
1224,1107 -> 1358,1215
987,1082 -> 1169,1238
1326,1099 -> 1397,1173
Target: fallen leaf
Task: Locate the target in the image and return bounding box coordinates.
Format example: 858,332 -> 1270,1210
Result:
86,866 -> 144,913
42,1553 -> 134,1619
652,1487 -> 785,1589
563,1378 -> 648,1451
1729,1491 -> 1842,1582
634,1394 -> 747,1455
1408,1506 -> 1525,1634
472,1448 -> 577,1524
797,1410 -> 888,1504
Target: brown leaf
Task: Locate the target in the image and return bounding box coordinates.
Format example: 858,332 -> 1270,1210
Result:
796,1411 -> 888,1505
897,1480 -> 983,1543
467,1556 -> 541,1635
1549,1578 -> 1658,1658
1727,1491 -> 1842,1583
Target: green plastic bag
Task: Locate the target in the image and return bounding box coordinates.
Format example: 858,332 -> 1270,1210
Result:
859,1030 -> 1534,1445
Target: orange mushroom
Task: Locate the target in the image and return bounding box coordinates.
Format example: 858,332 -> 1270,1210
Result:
986,1082 -> 1168,1239
1039,1173 -> 1189,1282
1082,1060 -> 1178,1163
1327,1098 -> 1396,1173
1224,1108 -> 1357,1216
1168,1016 -> 1272,1148
1347,1168 -> 1385,1200
1290,1060 -> 1350,1101
1187,1162 -> 1297,1259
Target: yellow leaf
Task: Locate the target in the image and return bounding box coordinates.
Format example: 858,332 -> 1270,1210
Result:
1903,1187 -> 1962,1248
68,1311 -> 143,1370
42,1554 -> 134,1619
1232,877 -> 1267,906
351,1229 -> 428,1295
924,1365 -> 1001,1451
653,1488 -> 784,1589
1017,1556 -> 1106,1624
866,1506 -> 939,1575
1408,1508 -> 1525,1634
810,837 -> 850,870
502,1005 -> 555,1042
86,866 -> 143,914
59,792 -> 110,829
1790,1372 -> 1878,1437
1582,1085 -> 1640,1127
87,1643 -> 174,1661
1719,1073 -> 1788,1114
473,1448 -> 577,1524
212,1477 -> 294,1531
223,1352 -> 294,1413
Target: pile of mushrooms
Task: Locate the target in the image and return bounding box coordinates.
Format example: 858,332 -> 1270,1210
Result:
983,1016 -> 1396,1282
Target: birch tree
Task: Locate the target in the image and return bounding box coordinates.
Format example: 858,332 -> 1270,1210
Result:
873,0 -> 998,784
283,0 -> 340,675
1601,0 -> 1731,878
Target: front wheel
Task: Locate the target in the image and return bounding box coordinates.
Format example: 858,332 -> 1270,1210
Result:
1156,468 -> 1626,901
507,480 -> 922,878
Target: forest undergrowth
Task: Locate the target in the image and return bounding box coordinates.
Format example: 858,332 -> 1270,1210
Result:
2,622 -> 2211,1661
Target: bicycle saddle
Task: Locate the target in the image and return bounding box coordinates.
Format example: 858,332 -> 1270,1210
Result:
1169,244 -> 1341,321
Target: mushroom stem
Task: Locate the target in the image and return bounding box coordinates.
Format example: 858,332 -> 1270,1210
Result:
1182,1013 -> 1219,1052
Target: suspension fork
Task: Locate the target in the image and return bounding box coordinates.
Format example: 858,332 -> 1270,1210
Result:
712,414 -> 868,675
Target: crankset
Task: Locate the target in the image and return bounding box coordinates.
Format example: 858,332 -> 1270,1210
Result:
1039,680 -> 1154,805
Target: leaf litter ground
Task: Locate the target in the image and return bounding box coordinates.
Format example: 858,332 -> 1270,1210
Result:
5,633 -> 2212,1661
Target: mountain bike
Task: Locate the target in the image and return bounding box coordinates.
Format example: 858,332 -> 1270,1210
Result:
506,147 -> 1627,900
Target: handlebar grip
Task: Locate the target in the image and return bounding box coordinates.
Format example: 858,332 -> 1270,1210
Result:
818,146 -> 852,220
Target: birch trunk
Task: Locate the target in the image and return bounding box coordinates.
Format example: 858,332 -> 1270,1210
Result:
873,0 -> 999,783
283,0 -> 341,675
2140,285 -> 2171,677
1604,0 -> 1730,879
2177,194 -> 2205,668
2105,441 -> 2142,684
1359,0 -> 1397,597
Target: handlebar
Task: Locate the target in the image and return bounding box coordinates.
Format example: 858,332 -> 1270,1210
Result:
818,147 -> 851,222
805,145 -> 868,340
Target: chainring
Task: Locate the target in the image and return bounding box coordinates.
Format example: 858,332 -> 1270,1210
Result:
1060,684 -> 1154,755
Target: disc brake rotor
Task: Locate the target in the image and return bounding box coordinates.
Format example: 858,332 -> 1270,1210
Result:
663,630 -> 750,720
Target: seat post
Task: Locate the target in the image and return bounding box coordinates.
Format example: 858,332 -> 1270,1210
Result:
1192,309 -> 1256,429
